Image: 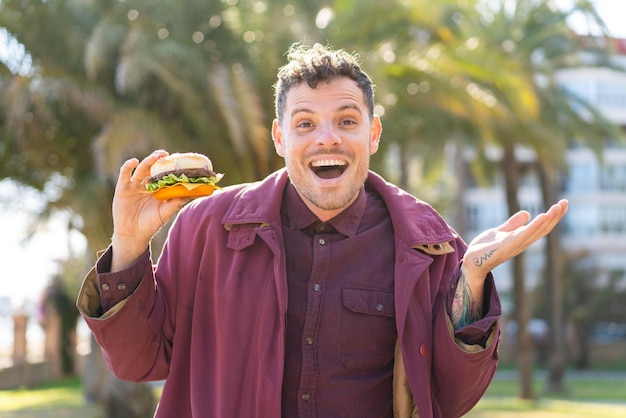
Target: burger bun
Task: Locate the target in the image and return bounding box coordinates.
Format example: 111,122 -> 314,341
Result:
150,152 -> 213,178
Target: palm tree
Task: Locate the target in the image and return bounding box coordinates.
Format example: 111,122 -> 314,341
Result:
0,0 -> 291,413
457,0 -> 625,396
327,0 -> 514,211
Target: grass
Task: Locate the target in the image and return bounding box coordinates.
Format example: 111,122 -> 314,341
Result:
0,372 -> 624,417
0,378 -> 100,418
465,371 -> 626,417
481,376 -> 626,402
466,398 -> 626,418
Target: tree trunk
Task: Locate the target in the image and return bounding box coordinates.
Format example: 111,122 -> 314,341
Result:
572,319 -> 591,370
538,162 -> 566,393
399,141 -> 411,192
450,139 -> 467,234
502,144 -> 535,400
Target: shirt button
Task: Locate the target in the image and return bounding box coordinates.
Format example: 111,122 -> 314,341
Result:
318,238 -> 326,245
419,344 -> 428,357
117,283 -> 127,291
376,303 -> 384,312
101,283 -> 110,291
302,393 -> 310,401
306,337 -> 314,345
313,283 -> 321,291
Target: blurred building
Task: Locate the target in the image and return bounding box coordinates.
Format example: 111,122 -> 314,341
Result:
461,38 -> 626,314
0,296 -> 11,317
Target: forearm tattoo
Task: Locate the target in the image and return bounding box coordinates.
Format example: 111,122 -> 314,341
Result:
451,272 -> 483,330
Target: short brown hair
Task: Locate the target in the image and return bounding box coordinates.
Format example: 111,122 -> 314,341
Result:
274,43 -> 375,122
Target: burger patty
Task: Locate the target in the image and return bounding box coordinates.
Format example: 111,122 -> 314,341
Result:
149,167 -> 216,183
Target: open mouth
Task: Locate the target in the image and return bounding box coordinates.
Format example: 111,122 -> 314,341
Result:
310,159 -> 348,179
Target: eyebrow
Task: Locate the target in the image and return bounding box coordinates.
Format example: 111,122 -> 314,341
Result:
290,107 -> 314,118
290,104 -> 363,118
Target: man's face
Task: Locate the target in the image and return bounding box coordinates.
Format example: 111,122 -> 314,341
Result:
272,77 -> 382,221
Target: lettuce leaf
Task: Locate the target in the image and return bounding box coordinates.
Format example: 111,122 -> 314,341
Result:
145,173 -> 222,192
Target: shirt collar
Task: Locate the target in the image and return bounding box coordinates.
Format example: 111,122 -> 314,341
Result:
283,182 -> 366,237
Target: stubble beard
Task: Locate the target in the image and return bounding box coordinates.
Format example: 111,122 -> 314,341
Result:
299,180 -> 363,211
285,156 -> 369,212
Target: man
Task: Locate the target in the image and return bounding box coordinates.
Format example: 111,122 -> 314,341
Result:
77,44 -> 568,417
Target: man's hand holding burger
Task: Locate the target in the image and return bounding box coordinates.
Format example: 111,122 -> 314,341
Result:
110,150 -> 191,272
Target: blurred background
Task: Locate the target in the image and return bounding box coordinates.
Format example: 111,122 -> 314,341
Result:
1,0 -> 626,417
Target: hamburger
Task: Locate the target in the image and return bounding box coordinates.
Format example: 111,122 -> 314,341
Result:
145,152 -> 223,200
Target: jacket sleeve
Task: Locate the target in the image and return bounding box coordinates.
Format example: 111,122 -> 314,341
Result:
447,262 -> 501,347
432,260 -> 501,417
76,247 -> 172,382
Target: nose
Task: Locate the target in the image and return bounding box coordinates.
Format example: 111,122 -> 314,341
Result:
315,122 -> 341,147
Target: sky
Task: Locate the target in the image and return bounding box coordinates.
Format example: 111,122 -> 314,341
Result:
0,181 -> 86,310
0,211 -> 86,303
561,0 -> 626,38
1,0 -> 626,310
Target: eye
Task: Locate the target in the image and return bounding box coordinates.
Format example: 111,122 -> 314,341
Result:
340,119 -> 357,126
296,121 -> 314,129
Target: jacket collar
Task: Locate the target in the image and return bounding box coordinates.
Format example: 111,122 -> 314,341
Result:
222,169 -> 289,231
365,171 -> 456,252
221,168 -> 455,250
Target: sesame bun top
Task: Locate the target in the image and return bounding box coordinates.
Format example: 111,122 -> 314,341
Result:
150,152 -> 213,177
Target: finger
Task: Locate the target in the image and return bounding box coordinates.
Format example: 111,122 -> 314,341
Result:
158,197 -> 191,224
132,150 -> 169,182
118,158 -> 140,184
499,210 -> 531,233
528,200 -> 568,231
550,199 -> 569,217
513,200 -> 569,243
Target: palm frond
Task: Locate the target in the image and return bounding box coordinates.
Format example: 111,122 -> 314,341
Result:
93,109 -> 173,182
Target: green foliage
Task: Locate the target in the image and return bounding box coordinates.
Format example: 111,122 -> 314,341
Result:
0,0 -> 289,251
0,0 -> 623,251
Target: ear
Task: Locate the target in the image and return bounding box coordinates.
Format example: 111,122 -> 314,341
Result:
369,115 -> 382,155
272,119 -> 285,157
